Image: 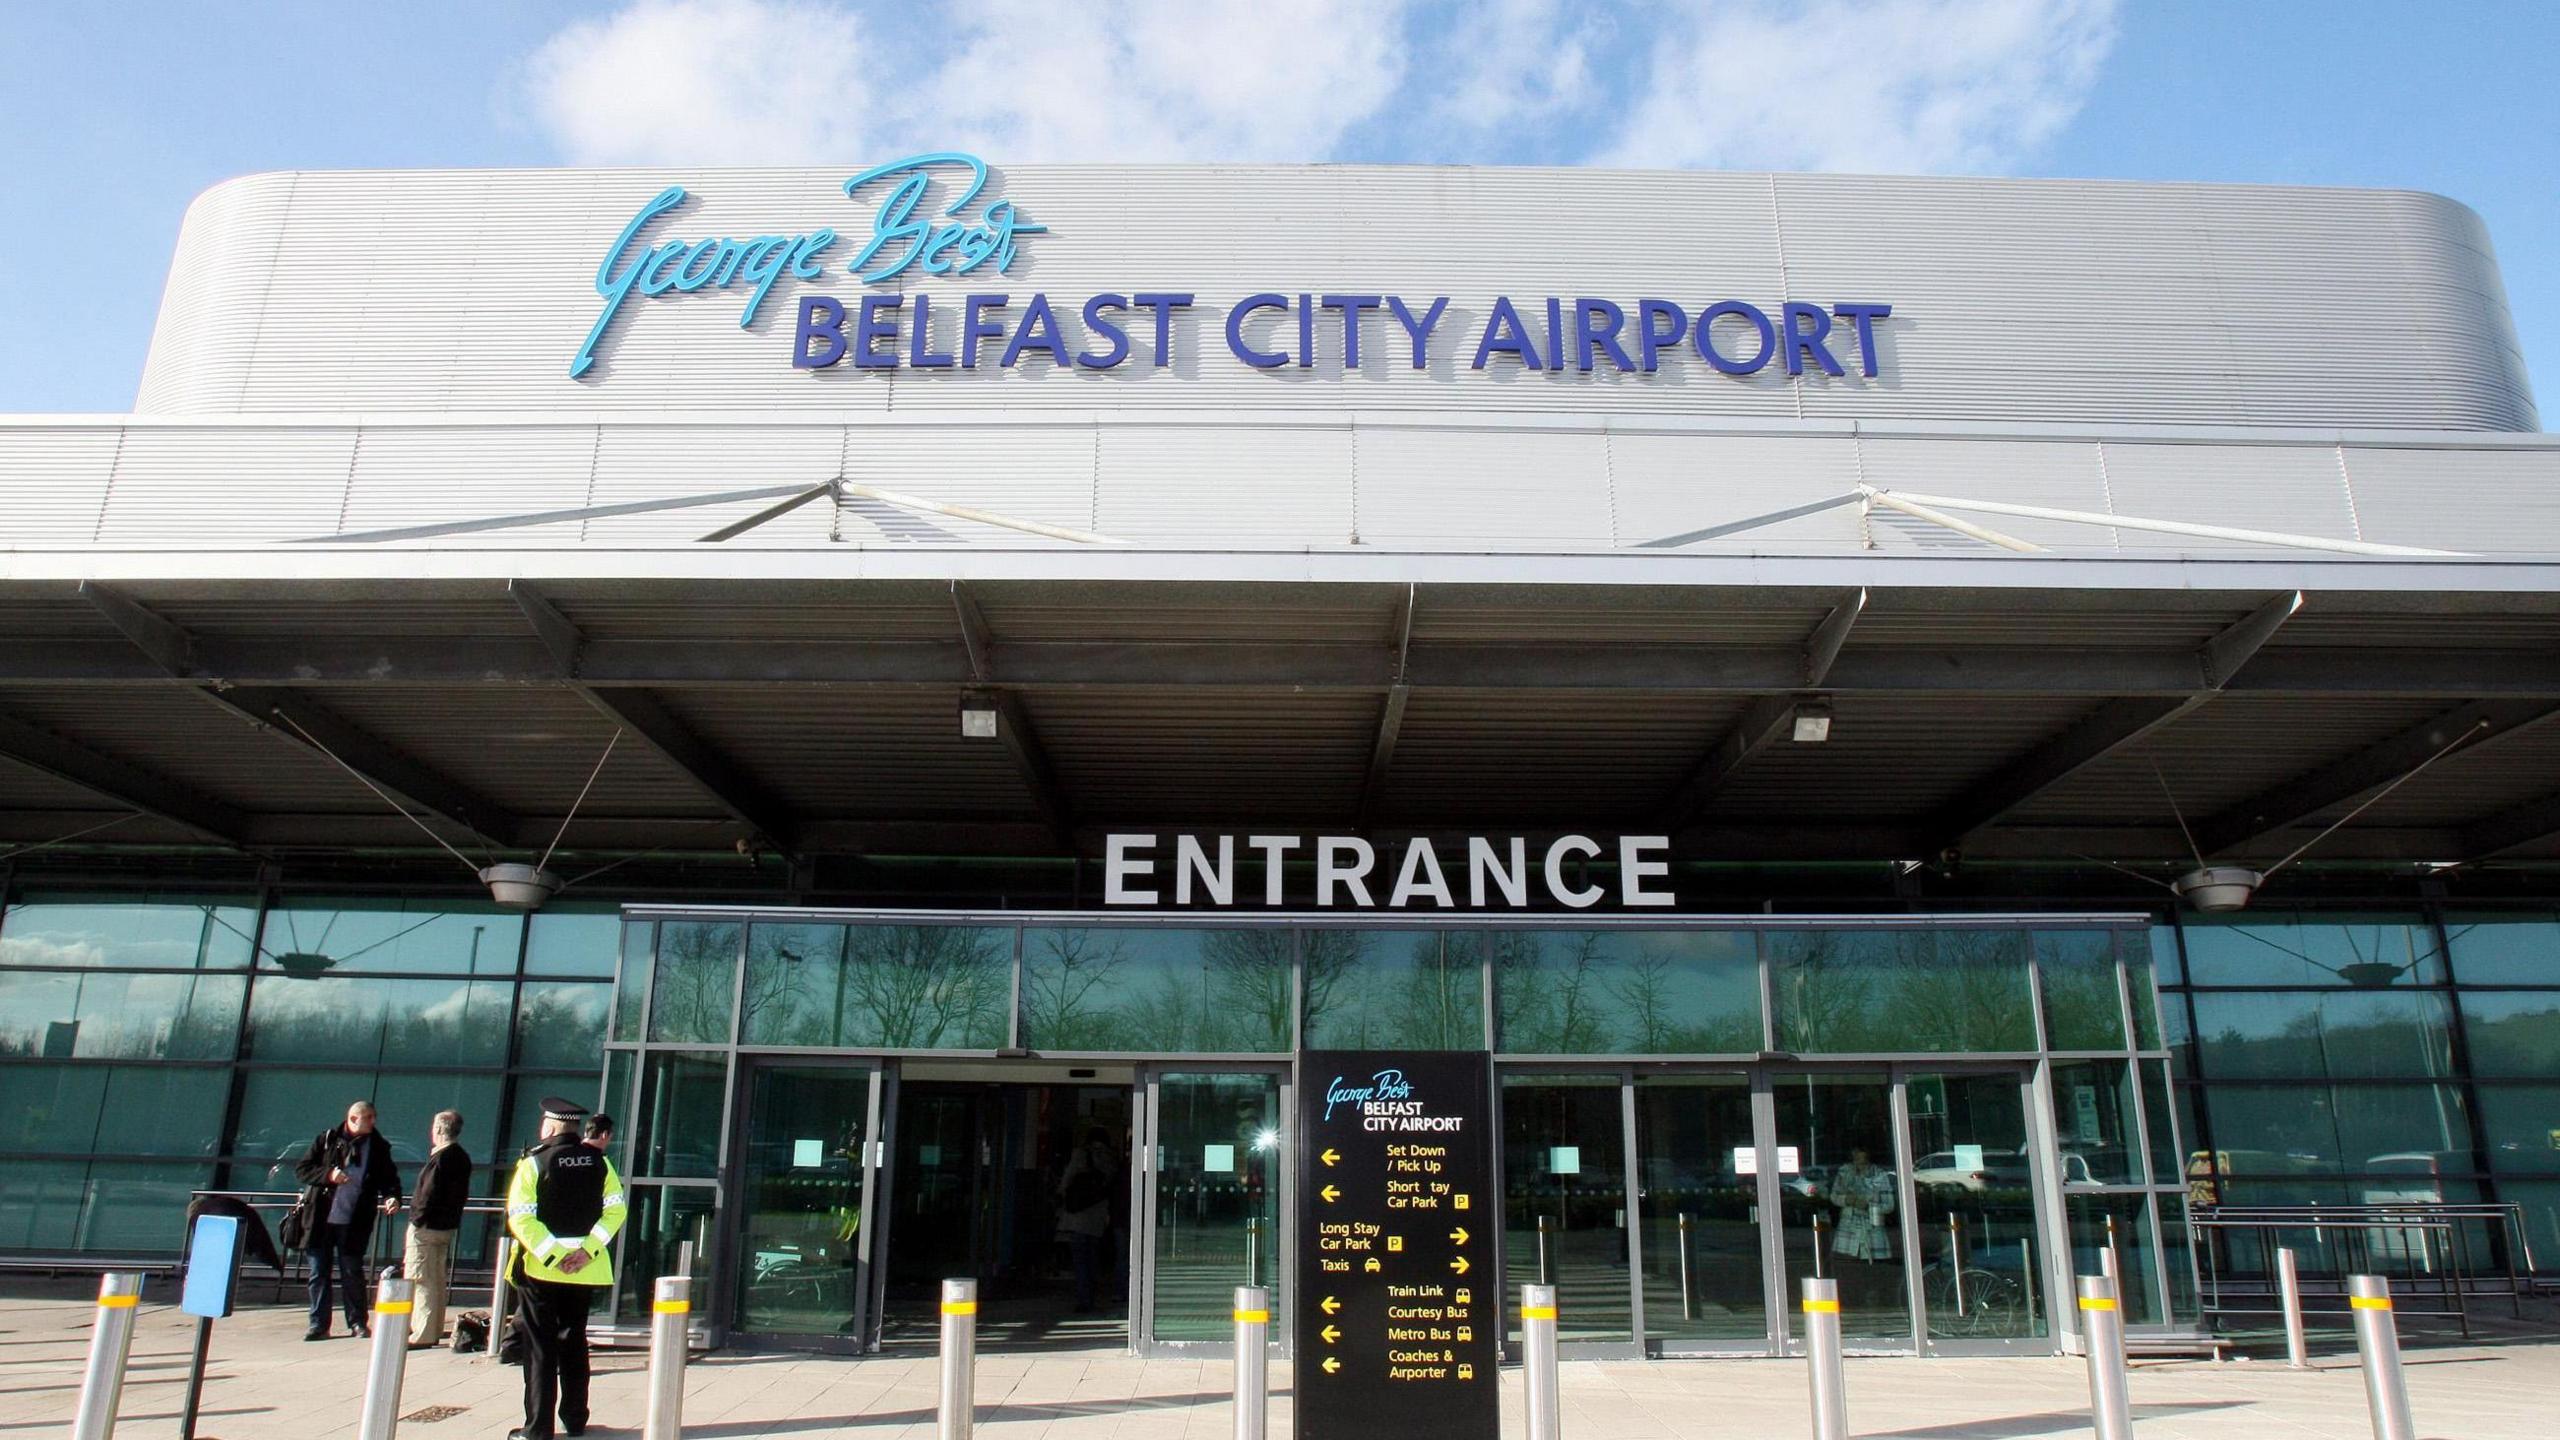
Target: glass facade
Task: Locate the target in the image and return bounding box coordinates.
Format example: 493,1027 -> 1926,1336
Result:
0,889 -> 618,1258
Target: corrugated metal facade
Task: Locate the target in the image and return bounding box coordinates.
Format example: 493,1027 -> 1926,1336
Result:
127,166 -> 2535,432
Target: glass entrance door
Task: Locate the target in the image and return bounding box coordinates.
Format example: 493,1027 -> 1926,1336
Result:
1137,1067 -> 1286,1351
1905,1070 -> 2048,1351
1772,1071 -> 1915,1351
1500,1072 -> 1636,1353
729,1060 -> 882,1347
1632,1071 -> 1769,1350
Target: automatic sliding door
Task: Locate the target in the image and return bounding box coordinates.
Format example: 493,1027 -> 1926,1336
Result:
1772,1071 -> 1913,1349
1500,1073 -> 1634,1349
1141,1068 -> 1284,1349
732,1061 -> 880,1344
1632,1072 -> 1769,1349
1904,1070 -> 2047,1350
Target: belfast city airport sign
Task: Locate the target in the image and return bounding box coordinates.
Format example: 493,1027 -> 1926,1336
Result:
1101,833 -> 1674,910
572,153 -> 1894,382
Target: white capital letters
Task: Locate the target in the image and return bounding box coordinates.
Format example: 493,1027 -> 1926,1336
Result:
1619,834 -> 1674,907
1247,834 -> 1301,905
1544,834 -> 1604,908
1388,837 -> 1455,907
1105,833 -> 1158,905
1316,837 -> 1377,907
1470,836 -> 1528,907
1175,834 -> 1235,905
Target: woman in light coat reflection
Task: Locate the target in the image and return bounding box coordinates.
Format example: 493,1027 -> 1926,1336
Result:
1826,1147 -> 1897,1262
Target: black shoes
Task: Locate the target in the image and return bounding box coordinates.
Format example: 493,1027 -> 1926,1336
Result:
353,1324 -> 372,1339
303,1328 -> 328,1342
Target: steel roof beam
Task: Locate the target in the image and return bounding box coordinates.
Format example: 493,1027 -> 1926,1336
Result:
2191,697 -> 2560,858
1654,591 -> 1869,829
1930,591 -> 2304,850
508,581 -> 800,856
951,580 -> 1077,854
1357,585 -> 1417,827
75,583 -> 520,850
2459,789 -> 2560,861
0,708 -> 247,845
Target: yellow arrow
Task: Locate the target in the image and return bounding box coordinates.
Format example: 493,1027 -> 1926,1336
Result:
1321,1295 -> 1342,1315
1322,1356 -> 1342,1375
1449,1226 -> 1470,1246
1450,1255 -> 1471,1275
1322,1324 -> 1342,1344
1320,1184 -> 1341,1204
1320,1148 -> 1341,1167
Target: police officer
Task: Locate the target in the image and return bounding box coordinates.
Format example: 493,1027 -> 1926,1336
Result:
506,1097 -> 627,1440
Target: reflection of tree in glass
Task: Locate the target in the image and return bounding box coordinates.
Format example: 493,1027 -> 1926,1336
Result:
1895,930 -> 2034,1052
1303,931 -> 1476,1048
1775,931 -> 1871,1051
515,984 -> 610,1067
650,924 -> 741,1043
2037,933 -> 2124,1047
248,978 -> 510,1065
1024,929 -> 1134,1048
1495,931 -> 1610,1052
1611,939 -> 1760,1053
839,926 -> 1008,1048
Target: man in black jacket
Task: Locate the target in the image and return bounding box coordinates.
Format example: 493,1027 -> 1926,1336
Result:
401,1109 -> 472,1348
294,1099 -> 402,1341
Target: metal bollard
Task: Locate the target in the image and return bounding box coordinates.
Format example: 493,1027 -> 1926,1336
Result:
69,1272 -> 143,1440
644,1275 -> 691,1440
488,1236 -> 515,1360
938,1278 -> 978,1440
2349,1274 -> 2416,1440
357,1274 -> 415,1440
1521,1284 -> 1561,1440
1231,1286 -> 1269,1440
1535,1213 -> 1554,1285
1949,1215 -> 1966,1318
1801,1277 -> 1847,1440
2078,1275 -> 2133,1440
2278,1246 -> 2310,1369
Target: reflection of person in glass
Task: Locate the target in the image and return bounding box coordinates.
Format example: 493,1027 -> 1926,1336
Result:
1055,1127 -> 1117,1313
1823,1147 -> 1897,1263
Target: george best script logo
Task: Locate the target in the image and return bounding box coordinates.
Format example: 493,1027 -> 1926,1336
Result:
1325,1069 -> 1416,1122
571,151 -> 1042,379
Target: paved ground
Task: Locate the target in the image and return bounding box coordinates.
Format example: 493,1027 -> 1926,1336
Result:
4,1282 -> 2555,1439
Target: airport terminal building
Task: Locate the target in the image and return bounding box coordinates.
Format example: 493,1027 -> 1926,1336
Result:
2,159 -> 2557,1360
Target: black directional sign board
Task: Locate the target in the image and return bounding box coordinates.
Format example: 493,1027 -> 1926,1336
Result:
1295,1049 -> 1499,1440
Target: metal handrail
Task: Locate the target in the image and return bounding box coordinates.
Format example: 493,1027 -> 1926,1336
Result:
2191,1202 -> 2536,1335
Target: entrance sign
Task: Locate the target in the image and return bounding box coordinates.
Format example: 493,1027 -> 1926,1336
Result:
1103,832 -> 1674,909
1295,1051 -> 1498,1440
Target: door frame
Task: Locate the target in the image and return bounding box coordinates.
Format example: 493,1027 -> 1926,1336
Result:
717,1052 -> 889,1353
1896,1062 -> 2055,1357
1132,1060 -> 1294,1358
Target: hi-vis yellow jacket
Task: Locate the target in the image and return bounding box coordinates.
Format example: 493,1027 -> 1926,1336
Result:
506,1137 -> 628,1286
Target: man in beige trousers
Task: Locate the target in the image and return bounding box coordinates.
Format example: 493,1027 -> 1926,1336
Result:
396,1109 -> 473,1347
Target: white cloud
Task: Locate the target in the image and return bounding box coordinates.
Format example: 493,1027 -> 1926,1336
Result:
1430,0 -> 1606,132
1600,0 -> 2119,174
522,0 -> 1413,166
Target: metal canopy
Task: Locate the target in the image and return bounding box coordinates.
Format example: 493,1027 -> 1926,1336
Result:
4,573 -> 2560,868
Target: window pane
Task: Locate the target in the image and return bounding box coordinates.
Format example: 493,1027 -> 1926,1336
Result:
0,969 -> 243,1060
0,1159 -> 86,1248
0,1064 -> 109,1152
507,1071 -> 609,1157
364,1073 -> 505,1168
1302,930 -> 1485,1050
2160,992 -> 2195,1080
94,1064 -> 229,1157
612,1185 -> 719,1327
2476,1086 -> 2560,1175
837,925 -> 1011,1049
612,921 -> 652,1042
737,923 -> 847,1045
1771,928 -> 2034,1053
2178,912 -> 2444,987
1021,927 -> 1291,1052
2442,912 -> 2560,985
2139,1060 -> 2179,1189
2458,991 -> 2560,1077
648,922 -> 740,1044
2147,923 -> 2185,986
2066,1193 -> 2160,1326
2492,1179 -> 2560,1276
600,1050 -> 637,1172
1501,1074 -> 1632,1343
516,981 -> 610,1071
245,975 -> 511,1067
2036,930 -> 2125,1050
1494,929 -> 1759,1054
525,905 -> 623,977
259,898 -> 523,975
0,893 -> 256,970
233,1068 -> 503,1172
636,1051 -> 727,1179
76,1161 -> 217,1254
2199,1083 -> 2476,1177
2049,1059 -> 2139,1185
2124,941 -> 2164,1051
2190,991 -> 2455,1081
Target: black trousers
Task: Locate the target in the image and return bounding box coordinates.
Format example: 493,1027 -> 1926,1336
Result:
515,1277 -> 596,1438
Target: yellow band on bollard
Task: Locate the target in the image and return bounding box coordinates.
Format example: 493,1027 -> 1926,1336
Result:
2078,1297 -> 2118,1312
2350,1295 -> 2392,1311
654,1299 -> 691,1314
97,1295 -> 139,1310
375,1301 -> 414,1315
1234,1309 -> 1270,1323
1802,1299 -> 1840,1314
942,1300 -> 979,1316
1521,1305 -> 1558,1321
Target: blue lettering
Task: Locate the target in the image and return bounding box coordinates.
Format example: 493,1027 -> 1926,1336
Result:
1131,293 -> 1193,366
853,293 -> 901,369
963,294 -> 1008,369
840,153 -> 1046,284
1636,299 -> 1686,373
1002,292 -> 1072,368
1321,294 -> 1381,369
1472,296 -> 1545,370
1782,301 -> 1843,377
1696,300 -> 1775,375
574,184 -> 688,378
671,237 -> 730,291
793,295 -> 848,370
1574,298 -> 1634,373
1077,294 -> 1131,369
909,294 -> 955,368
639,242 -> 690,296
1227,293 -> 1290,368
1297,293 -> 1315,368
1385,296 -> 1447,368
734,237 -> 793,324
1545,298 -> 1564,372
1832,302 -> 1892,377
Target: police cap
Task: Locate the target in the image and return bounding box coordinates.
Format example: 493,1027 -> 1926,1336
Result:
540,1096 -> 590,1122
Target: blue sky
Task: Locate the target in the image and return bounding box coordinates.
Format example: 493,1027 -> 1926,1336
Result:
2,0 -> 2554,415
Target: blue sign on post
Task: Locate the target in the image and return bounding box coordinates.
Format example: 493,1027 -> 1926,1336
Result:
182,1213 -> 242,1320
